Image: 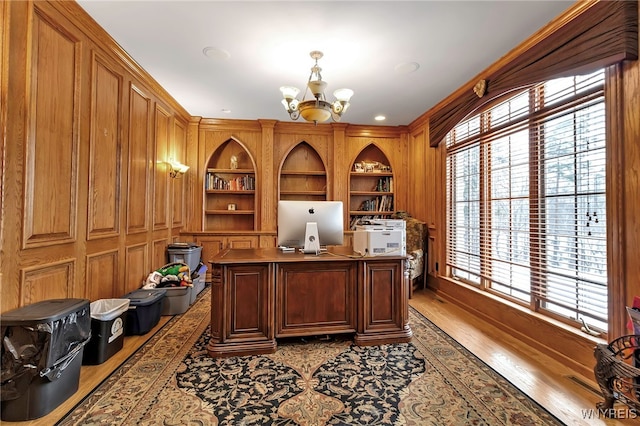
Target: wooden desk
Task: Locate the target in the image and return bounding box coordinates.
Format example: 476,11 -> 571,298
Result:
208,246 -> 412,357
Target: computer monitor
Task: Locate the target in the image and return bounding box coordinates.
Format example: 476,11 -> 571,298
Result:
277,200 -> 344,253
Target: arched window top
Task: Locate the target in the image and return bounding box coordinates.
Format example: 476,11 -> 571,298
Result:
430,0 -> 637,147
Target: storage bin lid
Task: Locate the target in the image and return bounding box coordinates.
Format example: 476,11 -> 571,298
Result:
0,298 -> 89,325
0,299 -> 91,379
123,289 -> 166,306
168,242 -> 199,249
157,286 -> 189,295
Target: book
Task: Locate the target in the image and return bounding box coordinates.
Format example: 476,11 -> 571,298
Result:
627,296 -> 640,333
628,305 -> 640,334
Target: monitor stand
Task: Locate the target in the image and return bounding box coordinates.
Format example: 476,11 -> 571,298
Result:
299,222 -> 322,254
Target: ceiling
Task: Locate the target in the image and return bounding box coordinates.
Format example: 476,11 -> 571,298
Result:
76,0 -> 575,127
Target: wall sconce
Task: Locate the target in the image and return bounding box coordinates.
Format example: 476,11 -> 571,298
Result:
167,159 -> 189,178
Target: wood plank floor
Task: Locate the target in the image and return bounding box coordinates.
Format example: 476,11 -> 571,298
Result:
409,288 -> 633,426
6,288 -> 635,425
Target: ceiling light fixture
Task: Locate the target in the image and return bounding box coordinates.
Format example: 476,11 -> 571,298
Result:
280,51 -> 353,125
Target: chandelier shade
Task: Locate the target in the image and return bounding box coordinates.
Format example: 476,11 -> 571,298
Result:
280,51 -> 353,124
299,100 -> 332,122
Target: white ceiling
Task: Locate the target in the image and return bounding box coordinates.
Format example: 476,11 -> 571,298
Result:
76,0 -> 575,127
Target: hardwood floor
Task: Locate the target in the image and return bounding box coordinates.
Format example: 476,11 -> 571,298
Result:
5,288 -> 634,425
409,287 -> 633,426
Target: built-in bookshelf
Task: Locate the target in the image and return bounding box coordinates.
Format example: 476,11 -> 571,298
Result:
349,145 -> 395,230
279,142 -> 327,201
205,172 -> 255,191
204,139 -> 256,231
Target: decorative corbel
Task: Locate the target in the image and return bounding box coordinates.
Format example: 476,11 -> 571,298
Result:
473,79 -> 487,98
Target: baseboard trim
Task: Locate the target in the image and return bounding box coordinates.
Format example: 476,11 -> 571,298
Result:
428,275 -> 602,380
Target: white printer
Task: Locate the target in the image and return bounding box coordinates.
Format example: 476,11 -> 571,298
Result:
353,228 -> 406,256
355,219 -> 406,231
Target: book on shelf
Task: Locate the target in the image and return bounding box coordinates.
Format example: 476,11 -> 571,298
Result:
358,195 -> 394,212
374,176 -> 393,192
205,172 -> 255,190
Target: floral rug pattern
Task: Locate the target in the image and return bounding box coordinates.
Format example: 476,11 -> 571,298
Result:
58,287 -> 562,425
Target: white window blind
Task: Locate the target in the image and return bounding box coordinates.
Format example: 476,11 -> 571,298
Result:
446,70 -> 607,332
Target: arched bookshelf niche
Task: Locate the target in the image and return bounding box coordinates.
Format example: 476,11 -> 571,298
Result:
278,141 -> 327,201
203,138 -> 257,231
349,144 -> 395,230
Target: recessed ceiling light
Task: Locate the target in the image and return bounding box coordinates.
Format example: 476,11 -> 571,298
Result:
375,115 -> 386,121
221,108 -> 231,114
394,61 -> 420,74
203,47 -> 230,61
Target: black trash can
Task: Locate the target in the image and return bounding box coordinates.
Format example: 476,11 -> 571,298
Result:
83,298 -> 130,365
0,298 -> 91,421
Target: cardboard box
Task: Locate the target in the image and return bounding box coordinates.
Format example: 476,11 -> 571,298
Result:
353,229 -> 406,256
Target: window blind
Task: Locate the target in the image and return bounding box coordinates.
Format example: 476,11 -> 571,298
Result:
446,70 -> 607,332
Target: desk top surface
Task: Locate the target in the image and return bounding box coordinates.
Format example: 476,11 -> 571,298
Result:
210,246 -> 407,264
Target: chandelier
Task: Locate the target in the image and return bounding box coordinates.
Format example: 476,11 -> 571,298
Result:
280,51 -> 353,124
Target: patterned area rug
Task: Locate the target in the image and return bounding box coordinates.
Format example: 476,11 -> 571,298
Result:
58,287 -> 562,425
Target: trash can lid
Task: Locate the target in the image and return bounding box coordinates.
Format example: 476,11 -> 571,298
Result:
123,289 -> 166,306
0,299 -> 89,326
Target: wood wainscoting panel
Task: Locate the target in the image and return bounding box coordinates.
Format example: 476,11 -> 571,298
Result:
125,243 -> 148,294
209,262 -> 276,357
152,238 -> 168,270
153,104 -> 170,230
126,85 -> 151,234
23,10 -> 79,248
230,268 -> 266,334
86,249 -> 119,301
276,261 -> 357,336
195,236 -> 225,283
361,260 -> 405,331
87,53 -> 122,240
171,119 -> 187,227
21,259 -> 75,305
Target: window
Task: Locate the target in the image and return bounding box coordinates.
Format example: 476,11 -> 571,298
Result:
446,70 -> 607,332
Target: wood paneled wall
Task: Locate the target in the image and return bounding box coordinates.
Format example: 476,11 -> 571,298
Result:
408,1 -> 640,379
1,1 -> 190,311
3,0 -> 635,378
620,54 -> 640,334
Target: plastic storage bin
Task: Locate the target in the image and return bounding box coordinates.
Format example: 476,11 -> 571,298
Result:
122,289 -> 166,335
190,276 -> 205,305
0,298 -> 91,421
83,299 -> 130,365
155,286 -> 191,315
167,242 -> 202,272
